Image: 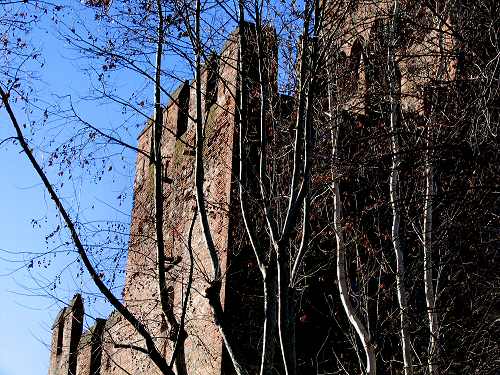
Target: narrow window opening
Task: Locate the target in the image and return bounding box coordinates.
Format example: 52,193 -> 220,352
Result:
162,158 -> 173,184
205,53 -> 219,110
56,318 -> 64,355
176,81 -> 190,138
90,319 -> 105,375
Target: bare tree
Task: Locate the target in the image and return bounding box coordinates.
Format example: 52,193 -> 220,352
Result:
1,1 -> 499,375
387,1 -> 413,374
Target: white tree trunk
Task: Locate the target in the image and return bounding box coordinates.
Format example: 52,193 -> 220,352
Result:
423,144 -> 438,375
388,1 -> 413,374
333,179 -> 376,375
330,111 -> 376,374
193,2 -> 246,373
423,9 -> 449,373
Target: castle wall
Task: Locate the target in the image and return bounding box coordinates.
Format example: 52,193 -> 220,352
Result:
324,0 -> 458,116
47,3 -> 499,374
49,26 -> 249,375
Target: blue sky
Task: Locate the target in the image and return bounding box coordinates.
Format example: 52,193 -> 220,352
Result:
0,148 -> 60,375
0,2 -> 141,373
0,111 -> 134,374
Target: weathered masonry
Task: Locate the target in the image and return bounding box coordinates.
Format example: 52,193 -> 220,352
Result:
48,2 -> 499,374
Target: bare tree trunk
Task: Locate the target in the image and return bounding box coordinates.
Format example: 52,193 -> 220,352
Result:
151,1 -> 188,373
330,111 -> 376,375
192,1 -> 246,373
332,177 -> 376,375
237,3 -> 277,373
387,1 -> 413,374
273,4 -> 315,373
252,7 -> 281,373
168,211 -> 197,374
194,4 -> 221,283
423,132 -> 438,375
276,241 -> 295,375
423,10 -> 449,373
260,262 -> 278,375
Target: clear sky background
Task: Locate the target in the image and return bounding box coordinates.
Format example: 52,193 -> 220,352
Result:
0,144 -> 74,375
0,110 -> 133,374
0,2 -> 142,373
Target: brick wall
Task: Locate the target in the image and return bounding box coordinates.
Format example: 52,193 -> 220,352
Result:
47,24 -> 261,375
